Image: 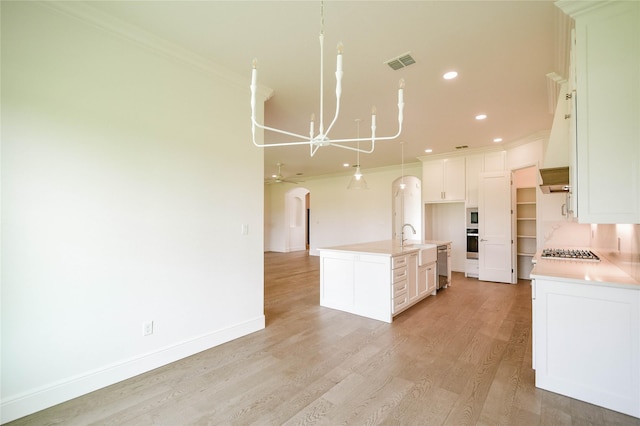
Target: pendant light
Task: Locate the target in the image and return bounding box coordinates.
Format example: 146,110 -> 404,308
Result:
347,119 -> 368,190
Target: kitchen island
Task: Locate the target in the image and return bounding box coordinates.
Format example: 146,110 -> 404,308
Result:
319,239 -> 451,323
530,251 -> 640,418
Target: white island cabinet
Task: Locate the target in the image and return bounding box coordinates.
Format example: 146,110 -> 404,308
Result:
319,240 -> 442,323
531,255 -> 640,418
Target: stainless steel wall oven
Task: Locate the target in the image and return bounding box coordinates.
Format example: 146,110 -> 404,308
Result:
467,228 -> 479,259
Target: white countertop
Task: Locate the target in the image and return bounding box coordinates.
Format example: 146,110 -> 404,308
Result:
319,239 -> 450,257
530,249 -> 640,290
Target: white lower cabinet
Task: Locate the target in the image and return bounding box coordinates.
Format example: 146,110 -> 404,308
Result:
392,254 -> 410,315
320,251 -> 392,322
406,253 -> 418,302
419,261 -> 437,296
532,278 -> 640,418
320,249 -> 437,323
465,258 -> 478,278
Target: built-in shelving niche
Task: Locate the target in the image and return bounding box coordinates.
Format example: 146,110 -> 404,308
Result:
516,186 -> 536,279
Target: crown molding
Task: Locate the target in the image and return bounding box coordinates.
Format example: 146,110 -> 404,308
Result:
416,130 -> 550,163
39,1 -> 274,101
556,0 -> 611,18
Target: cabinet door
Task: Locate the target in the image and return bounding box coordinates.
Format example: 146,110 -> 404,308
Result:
442,157 -> 466,201
320,253 -> 355,311
423,158 -> 466,202
418,265 -> 428,296
354,254 -> 393,322
426,262 -> 437,295
572,1 -> 640,223
465,155 -> 483,207
534,278 -> 640,417
422,160 -> 444,202
407,253 -> 418,302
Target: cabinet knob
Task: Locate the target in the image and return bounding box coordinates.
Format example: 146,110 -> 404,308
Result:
564,114 -> 571,119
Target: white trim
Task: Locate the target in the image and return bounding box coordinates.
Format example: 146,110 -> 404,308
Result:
39,1 -> 274,101
0,317 -> 265,424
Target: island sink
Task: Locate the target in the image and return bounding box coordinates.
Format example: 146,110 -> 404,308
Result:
405,242 -> 437,266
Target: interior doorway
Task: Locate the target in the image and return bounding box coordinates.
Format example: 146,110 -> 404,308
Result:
513,165 -> 538,279
392,176 -> 422,241
285,187 -> 310,252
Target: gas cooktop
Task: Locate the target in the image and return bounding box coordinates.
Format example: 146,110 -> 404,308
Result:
541,248 -> 600,262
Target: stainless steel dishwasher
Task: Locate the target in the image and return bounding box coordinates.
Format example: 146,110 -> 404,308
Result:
437,244 -> 450,289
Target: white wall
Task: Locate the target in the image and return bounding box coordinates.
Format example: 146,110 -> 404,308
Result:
1,3 -> 265,422
265,163 -> 422,255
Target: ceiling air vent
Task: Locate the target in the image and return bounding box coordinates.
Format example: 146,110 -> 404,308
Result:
385,52 -> 416,71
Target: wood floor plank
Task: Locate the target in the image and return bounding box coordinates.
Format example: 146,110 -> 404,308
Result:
8,253 -> 640,426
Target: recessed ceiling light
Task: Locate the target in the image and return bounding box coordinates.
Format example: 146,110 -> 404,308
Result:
443,71 -> 458,80
424,149 -> 433,153
475,114 -> 487,120
343,163 -> 350,167
493,137 -> 503,143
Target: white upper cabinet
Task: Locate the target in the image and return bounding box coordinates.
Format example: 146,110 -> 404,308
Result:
465,151 -> 506,207
559,0 -> 640,224
422,157 -> 466,203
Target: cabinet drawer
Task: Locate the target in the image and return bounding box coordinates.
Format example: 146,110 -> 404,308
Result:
392,266 -> 407,282
392,255 -> 407,269
393,291 -> 409,313
393,279 -> 407,298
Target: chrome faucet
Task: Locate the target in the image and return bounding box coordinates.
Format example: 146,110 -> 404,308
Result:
401,223 -> 417,247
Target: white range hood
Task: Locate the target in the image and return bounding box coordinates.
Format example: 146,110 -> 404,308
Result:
540,81 -> 571,194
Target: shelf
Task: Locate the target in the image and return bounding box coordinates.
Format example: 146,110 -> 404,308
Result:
516,187 -> 536,203
516,186 -> 536,279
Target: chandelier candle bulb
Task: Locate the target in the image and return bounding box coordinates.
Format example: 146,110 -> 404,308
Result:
310,114 -> 315,138
251,59 -> 257,85
248,3 -> 404,156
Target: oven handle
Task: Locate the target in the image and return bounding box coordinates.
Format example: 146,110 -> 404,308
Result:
467,233 -> 478,237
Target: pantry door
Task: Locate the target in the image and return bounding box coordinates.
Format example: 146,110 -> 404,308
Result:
478,171 -> 515,284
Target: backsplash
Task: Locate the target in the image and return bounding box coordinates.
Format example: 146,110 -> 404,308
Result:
592,223 -> 640,282
540,220 -> 591,248
540,221 -> 640,282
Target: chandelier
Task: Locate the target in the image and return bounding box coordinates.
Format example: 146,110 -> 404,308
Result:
249,2 -> 405,156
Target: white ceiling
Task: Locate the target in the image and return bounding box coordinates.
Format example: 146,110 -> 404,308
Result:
86,1 -> 569,181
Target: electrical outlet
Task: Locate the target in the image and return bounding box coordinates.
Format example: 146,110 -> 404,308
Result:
143,321 -> 154,336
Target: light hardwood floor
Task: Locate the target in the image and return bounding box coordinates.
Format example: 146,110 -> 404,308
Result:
9,251 -> 640,425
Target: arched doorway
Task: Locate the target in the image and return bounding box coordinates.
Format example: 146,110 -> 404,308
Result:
392,176 -> 422,241
285,187 -> 310,252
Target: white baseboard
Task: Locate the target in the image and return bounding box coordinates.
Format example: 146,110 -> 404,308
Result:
1,316 -> 265,424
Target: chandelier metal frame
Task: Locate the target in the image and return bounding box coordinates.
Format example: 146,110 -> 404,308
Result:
249,2 -> 405,157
